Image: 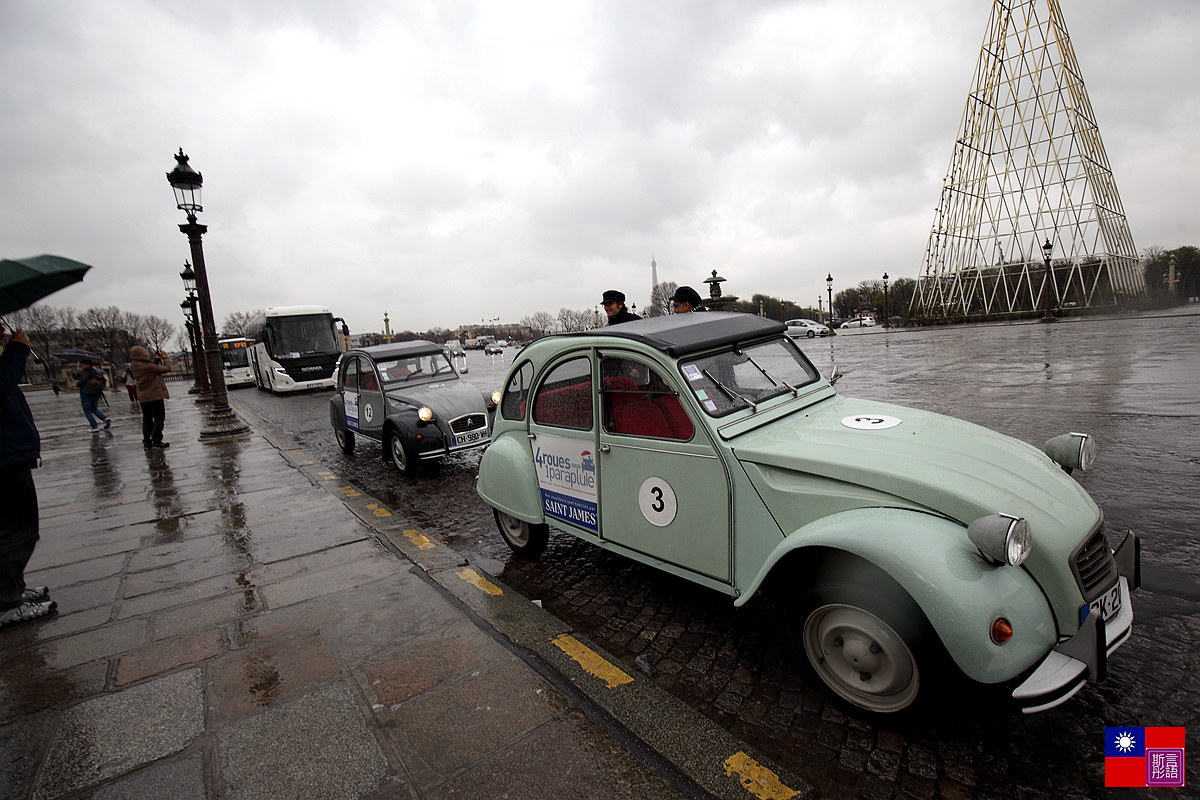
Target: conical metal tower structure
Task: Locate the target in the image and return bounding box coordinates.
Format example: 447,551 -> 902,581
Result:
913,0 -> 1145,319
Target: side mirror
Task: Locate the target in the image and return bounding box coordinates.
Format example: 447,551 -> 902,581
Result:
828,365 -> 842,387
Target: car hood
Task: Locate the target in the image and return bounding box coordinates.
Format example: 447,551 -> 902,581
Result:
385,378 -> 485,421
732,394 -> 1099,536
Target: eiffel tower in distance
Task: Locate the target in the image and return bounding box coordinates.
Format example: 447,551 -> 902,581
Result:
913,0 -> 1146,320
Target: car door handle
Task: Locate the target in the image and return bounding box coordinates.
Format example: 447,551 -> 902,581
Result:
599,444 -> 610,453
527,433 -> 536,440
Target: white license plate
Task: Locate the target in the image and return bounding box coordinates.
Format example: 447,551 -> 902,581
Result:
1083,581 -> 1122,624
453,428 -> 486,447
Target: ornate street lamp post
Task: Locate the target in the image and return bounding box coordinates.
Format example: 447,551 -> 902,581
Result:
1040,237 -> 1057,322
882,273 -> 889,328
180,262 -> 209,397
179,296 -> 204,396
166,149 -> 249,440
826,273 -> 834,324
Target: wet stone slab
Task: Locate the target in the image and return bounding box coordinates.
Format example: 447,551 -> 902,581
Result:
83,753 -> 206,800
208,631 -> 341,724
441,712 -> 688,800
34,669 -> 205,799
388,656 -> 567,776
362,623 -> 507,707
218,682 -> 390,800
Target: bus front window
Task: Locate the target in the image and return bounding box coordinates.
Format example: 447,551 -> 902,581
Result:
271,316 -> 338,357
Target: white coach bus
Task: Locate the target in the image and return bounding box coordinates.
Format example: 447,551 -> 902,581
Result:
244,306 -> 348,393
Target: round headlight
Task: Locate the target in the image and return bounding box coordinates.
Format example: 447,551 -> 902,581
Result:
417,406 -> 434,422
1005,517 -> 1031,566
491,391 -> 502,406
1043,432 -> 1096,473
968,513 -> 1032,566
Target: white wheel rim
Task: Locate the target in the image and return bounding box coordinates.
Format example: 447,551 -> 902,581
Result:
498,512 -> 529,547
390,437 -> 407,470
803,603 -> 919,713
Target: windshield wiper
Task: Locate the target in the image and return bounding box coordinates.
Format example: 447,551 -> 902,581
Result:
703,369 -> 757,412
403,369 -> 425,381
743,354 -> 800,397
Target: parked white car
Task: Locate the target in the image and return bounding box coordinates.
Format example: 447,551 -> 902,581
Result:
785,318 -> 831,338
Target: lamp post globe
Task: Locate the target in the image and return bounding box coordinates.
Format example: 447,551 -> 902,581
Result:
167,150 -> 249,440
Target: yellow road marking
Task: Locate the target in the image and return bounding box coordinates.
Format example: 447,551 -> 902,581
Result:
723,752 -> 801,800
339,486 -> 361,497
403,529 -> 435,550
455,568 -> 503,596
366,503 -> 392,517
551,634 -> 633,689
290,449 -> 305,455
317,471 -> 336,480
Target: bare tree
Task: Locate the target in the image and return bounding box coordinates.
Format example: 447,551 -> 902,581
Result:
122,311 -> 149,361
519,311 -> 556,338
557,307 -> 596,332
647,282 -> 678,317
6,303 -> 59,381
145,315 -> 176,352
77,306 -> 125,363
221,309 -> 264,337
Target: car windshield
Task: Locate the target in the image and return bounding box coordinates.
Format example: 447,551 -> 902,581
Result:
679,337 -> 820,417
375,352 -> 456,384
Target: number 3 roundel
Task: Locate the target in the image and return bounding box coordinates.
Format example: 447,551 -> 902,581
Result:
637,477 -> 678,527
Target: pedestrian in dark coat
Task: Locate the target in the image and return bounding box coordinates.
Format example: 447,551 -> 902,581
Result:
73,358 -> 110,431
0,323 -> 57,629
129,346 -> 172,449
602,290 -> 641,325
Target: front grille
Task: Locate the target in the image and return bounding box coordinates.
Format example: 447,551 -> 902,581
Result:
449,413 -> 487,434
1070,525 -> 1119,601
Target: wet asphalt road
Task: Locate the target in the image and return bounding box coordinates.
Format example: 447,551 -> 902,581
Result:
230,311 -> 1200,800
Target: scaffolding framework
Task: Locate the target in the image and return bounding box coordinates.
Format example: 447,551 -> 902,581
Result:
914,0 -> 1145,318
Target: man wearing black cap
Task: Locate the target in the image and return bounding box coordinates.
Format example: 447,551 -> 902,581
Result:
602,290 -> 640,325
670,285 -> 704,313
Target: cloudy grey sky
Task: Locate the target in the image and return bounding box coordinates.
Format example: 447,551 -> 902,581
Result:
2,0 -> 1196,335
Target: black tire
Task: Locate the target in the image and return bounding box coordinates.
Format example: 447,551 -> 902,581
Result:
387,430 -> 420,477
335,426 -> 354,455
791,556 -> 944,714
494,509 -> 549,558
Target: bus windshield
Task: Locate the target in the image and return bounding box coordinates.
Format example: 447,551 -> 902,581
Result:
220,340 -> 250,368
269,315 -> 338,358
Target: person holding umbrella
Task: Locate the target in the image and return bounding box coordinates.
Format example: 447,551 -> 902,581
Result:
0,321 -> 56,628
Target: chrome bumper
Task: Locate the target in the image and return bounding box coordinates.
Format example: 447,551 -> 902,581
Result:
1012,531 -> 1140,714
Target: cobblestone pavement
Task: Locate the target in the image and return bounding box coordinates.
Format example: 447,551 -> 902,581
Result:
233,312 -> 1200,799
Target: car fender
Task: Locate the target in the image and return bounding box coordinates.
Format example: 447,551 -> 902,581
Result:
743,507 -> 1058,684
381,410 -> 443,456
476,432 -> 544,523
329,396 -> 347,431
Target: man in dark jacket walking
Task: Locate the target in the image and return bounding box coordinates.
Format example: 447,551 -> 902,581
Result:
0,323 -> 57,628
74,358 -> 110,431
129,346 -> 172,448
602,290 -> 641,325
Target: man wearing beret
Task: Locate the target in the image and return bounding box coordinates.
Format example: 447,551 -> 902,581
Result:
602,290 -> 640,325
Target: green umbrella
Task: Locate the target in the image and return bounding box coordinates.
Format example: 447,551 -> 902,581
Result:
0,254 -> 93,316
